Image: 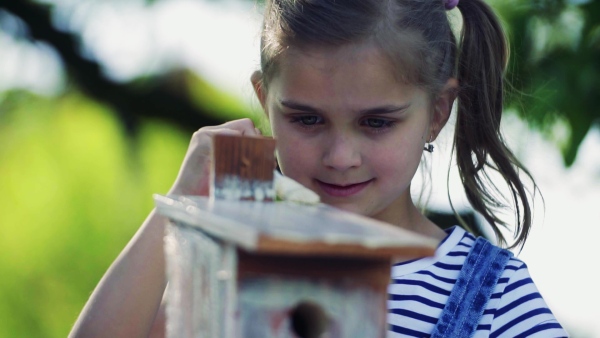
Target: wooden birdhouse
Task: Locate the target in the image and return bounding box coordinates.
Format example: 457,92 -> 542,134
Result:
154,134 -> 439,338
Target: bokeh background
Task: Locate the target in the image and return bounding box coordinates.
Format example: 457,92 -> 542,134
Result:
0,0 -> 598,337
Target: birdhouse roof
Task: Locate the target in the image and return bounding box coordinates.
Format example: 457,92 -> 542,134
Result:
155,195 -> 439,259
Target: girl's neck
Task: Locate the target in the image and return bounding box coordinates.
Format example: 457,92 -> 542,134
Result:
373,197 -> 448,241
403,205 -> 448,241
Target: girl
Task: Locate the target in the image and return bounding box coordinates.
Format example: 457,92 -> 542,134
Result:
70,0 -> 568,337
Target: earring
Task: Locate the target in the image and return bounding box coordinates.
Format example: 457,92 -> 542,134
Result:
423,136 -> 434,153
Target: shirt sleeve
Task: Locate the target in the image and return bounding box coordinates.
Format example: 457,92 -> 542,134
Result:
488,258 -> 569,338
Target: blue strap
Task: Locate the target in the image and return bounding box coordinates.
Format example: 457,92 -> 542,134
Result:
431,236 -> 513,338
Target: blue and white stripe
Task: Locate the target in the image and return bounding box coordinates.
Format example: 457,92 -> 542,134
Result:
387,227 -> 568,337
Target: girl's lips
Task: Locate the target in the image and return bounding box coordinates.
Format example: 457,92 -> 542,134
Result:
316,179 -> 373,198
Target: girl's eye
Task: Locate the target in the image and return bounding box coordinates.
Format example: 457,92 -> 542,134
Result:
290,115 -> 323,126
362,118 -> 394,129
299,116 -> 320,125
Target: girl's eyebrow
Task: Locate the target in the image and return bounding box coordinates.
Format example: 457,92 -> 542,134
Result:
279,100 -> 322,113
279,99 -> 411,115
358,104 -> 411,115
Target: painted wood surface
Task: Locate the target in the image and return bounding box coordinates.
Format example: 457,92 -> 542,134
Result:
164,223 -> 389,338
236,252 -> 390,337
238,277 -> 387,337
155,194 -> 438,259
164,223 -> 238,338
211,134 -> 276,201
160,135 -> 437,337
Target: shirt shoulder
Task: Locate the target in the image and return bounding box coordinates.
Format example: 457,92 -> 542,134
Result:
475,256 -> 569,337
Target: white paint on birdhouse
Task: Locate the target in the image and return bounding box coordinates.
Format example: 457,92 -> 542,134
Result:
156,195 -> 439,337
155,134 -> 439,337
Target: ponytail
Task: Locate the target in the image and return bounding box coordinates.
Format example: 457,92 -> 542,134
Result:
455,0 -> 537,249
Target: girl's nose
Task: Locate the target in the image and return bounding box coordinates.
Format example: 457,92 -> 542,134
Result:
322,134 -> 362,171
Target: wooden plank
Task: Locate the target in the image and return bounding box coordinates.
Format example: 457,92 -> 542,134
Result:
155,195 -> 439,259
256,236 -> 435,259
237,276 -> 387,337
211,134 -> 276,201
237,250 -> 391,289
164,223 -> 235,338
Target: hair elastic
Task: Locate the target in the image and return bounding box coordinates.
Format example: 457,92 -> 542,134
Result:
445,0 -> 459,10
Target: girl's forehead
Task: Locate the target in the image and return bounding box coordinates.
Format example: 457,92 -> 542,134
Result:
266,44 -> 427,111
269,43 -> 419,99
280,42 -> 391,72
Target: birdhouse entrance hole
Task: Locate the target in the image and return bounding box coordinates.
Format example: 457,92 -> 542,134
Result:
289,301 -> 330,338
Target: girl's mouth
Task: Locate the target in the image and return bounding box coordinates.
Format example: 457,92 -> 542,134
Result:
315,179 -> 373,198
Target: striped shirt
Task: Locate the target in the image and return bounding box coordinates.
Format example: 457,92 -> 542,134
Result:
388,226 -> 568,337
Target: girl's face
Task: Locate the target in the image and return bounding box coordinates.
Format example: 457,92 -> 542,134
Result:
253,43 -> 450,225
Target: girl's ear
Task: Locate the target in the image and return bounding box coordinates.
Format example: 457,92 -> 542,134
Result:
430,78 -> 458,141
251,71 -> 268,115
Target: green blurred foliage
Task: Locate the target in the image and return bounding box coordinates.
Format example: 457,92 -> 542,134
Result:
1,1 -> 598,337
0,90 -> 193,337
0,63 -> 259,335
493,0 -> 600,166
184,70 -> 264,122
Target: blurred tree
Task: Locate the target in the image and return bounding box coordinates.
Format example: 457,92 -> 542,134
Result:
0,0 -> 245,137
495,0 -> 600,166
1,0 -> 598,165
0,2 -> 257,337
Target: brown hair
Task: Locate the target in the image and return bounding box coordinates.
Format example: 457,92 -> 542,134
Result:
258,0 -> 538,249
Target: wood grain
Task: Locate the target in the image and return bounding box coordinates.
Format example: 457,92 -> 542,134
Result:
256,235 -> 437,259
211,134 -> 276,200
237,249 -> 392,289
